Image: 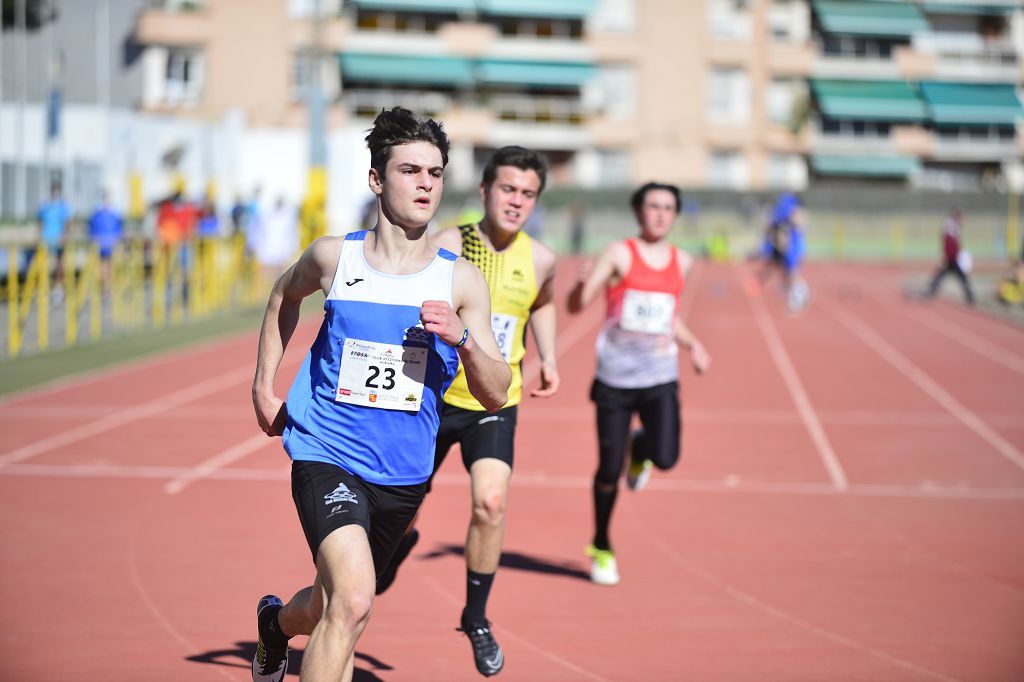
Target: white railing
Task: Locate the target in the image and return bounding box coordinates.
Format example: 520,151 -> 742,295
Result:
343,90 -> 454,119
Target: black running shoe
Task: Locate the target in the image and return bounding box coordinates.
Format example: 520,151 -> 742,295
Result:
457,620 -> 505,677
252,595 -> 288,682
375,528 -> 420,595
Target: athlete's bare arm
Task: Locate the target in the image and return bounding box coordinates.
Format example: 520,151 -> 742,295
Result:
673,317 -> 710,374
252,237 -> 341,436
528,240 -> 560,397
423,258 -> 511,411
567,241 -> 628,313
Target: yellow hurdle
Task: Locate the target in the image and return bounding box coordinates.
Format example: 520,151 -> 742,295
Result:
8,247 -> 20,357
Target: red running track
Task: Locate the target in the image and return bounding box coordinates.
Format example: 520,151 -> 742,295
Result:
1,260 -> 1022,681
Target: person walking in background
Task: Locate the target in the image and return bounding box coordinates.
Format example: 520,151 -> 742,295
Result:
567,182 -> 710,586
925,208 -> 974,306
570,201 -> 586,255
37,183 -> 72,300
250,107 -> 510,682
87,192 -> 124,291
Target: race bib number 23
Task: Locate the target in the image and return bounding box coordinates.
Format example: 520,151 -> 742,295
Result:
335,338 -> 427,411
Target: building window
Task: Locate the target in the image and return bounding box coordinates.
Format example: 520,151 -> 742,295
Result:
707,0 -> 752,40
766,78 -> 804,125
293,52 -> 318,99
160,0 -> 205,11
707,151 -> 747,189
355,10 -> 447,33
495,18 -> 583,39
288,0 -> 340,18
707,68 -> 750,124
164,49 -> 203,105
490,95 -> 584,125
819,119 -> 891,138
821,35 -> 895,59
767,154 -> 804,189
767,0 -> 809,43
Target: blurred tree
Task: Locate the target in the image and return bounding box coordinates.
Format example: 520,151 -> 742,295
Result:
2,0 -> 57,30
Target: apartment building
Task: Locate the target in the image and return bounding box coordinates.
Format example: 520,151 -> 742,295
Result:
806,0 -> 1024,191
3,0 -> 1021,220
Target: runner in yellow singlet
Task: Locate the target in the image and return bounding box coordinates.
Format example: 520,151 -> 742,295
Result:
382,146 -> 559,677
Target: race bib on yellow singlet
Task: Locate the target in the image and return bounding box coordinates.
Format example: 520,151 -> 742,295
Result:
491,313 -> 517,362
619,289 -> 676,335
335,338 -> 426,411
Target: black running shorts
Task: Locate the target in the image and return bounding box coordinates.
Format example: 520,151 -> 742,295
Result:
431,403 -> 518,487
291,460 -> 427,580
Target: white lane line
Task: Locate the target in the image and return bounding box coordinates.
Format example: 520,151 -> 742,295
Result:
627,509 -> 961,682
164,433 -> 272,495
742,272 -> 849,490
828,304 -> 1024,474
904,307 -> 1024,377
823,268 -> 1024,376
6,463 -> 1024,501
8,403 -> 1024,429
0,365 -> 253,469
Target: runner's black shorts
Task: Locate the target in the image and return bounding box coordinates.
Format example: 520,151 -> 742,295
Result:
291,460 -> 427,582
429,403 -> 518,491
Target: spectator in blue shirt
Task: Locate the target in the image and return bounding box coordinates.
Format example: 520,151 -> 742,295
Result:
37,184 -> 72,296
88,192 -> 124,290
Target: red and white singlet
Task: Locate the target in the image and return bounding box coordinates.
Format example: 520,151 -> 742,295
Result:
595,238 -> 685,389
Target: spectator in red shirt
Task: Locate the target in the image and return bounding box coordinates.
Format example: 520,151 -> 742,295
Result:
925,208 -> 974,305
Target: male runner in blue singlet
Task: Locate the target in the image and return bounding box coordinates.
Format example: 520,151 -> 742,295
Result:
250,107 -> 511,682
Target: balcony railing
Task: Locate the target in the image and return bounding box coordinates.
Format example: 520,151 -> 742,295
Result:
343,90 -> 453,119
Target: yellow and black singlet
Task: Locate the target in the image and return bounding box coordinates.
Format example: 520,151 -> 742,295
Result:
445,223 -> 538,411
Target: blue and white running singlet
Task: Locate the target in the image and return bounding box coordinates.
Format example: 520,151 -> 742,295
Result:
283,231 -> 461,485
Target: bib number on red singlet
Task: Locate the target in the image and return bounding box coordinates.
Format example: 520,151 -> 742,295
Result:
619,290 -> 676,335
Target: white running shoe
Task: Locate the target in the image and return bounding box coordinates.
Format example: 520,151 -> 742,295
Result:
586,544 -> 620,586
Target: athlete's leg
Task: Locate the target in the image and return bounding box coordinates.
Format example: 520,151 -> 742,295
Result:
302,525 -> 376,682
464,458 -> 512,616
592,400 -> 633,549
277,576 -> 322,637
635,382 -> 682,472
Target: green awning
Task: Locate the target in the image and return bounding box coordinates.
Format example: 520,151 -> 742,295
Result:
349,0 -> 476,12
811,79 -> 927,121
921,2 -> 1018,15
811,0 -> 929,37
478,0 -> 596,19
477,59 -> 596,89
811,154 -> 921,177
338,53 -> 474,87
920,82 -> 1024,126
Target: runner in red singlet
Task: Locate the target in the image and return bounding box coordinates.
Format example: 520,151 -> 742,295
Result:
567,181 -> 710,585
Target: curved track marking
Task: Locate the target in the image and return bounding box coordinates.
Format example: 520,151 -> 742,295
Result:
126,501 -> 240,681
625,507 -> 961,682
419,573 -> 611,682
